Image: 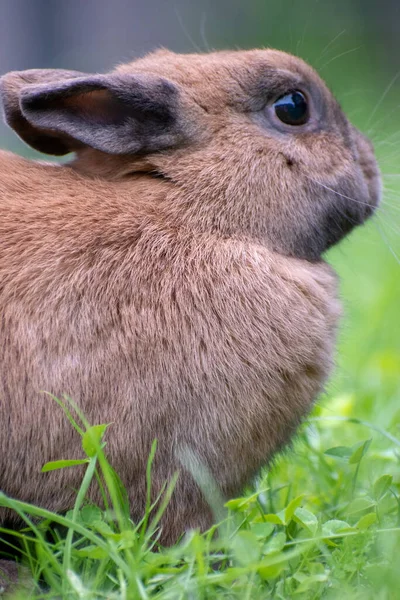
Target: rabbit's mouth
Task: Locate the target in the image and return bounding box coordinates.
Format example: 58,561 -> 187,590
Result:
313,131 -> 381,258
321,198 -> 374,253
320,167 -> 380,256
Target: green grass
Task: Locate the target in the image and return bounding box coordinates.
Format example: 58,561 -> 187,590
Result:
0,208 -> 399,599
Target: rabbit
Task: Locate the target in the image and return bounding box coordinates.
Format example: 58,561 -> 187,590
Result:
0,48 -> 380,554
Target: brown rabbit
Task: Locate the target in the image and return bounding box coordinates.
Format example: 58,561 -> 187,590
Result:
0,48 -> 380,552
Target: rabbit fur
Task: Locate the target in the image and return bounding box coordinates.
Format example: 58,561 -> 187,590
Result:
0,48 -> 380,551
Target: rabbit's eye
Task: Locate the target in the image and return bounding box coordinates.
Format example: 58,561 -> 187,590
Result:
273,91 -> 309,126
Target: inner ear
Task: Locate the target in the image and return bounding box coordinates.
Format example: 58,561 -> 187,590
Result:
64,90 -> 122,124
28,88 -> 131,126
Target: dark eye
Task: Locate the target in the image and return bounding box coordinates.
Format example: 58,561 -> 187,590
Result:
273,91 -> 309,126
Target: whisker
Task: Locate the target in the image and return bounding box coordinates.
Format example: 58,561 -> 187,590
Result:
381,186 -> 400,193
373,137 -> 400,149
339,88 -> 370,100
303,174 -> 374,208
381,183 -> 400,193
365,104 -> 400,139
366,71 -> 400,130
317,30 -> 346,63
373,140 -> 400,151
319,46 -> 362,72
371,128 -> 400,143
372,220 -> 400,265
379,198 -> 400,219
174,4 -> 203,53
296,7 -> 314,58
303,173 -> 400,216
381,202 -> 400,211
381,189 -> 400,197
377,214 -> 400,237
381,199 -> 400,210
378,156 -> 400,168
377,195 -> 400,211
380,205 -> 400,215
379,198 -> 400,212
200,12 -> 211,53
371,148 -> 400,164
376,204 -> 400,216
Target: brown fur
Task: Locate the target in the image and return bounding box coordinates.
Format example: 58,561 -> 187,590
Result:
0,49 -> 380,557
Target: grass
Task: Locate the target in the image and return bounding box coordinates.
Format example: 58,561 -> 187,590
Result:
0,212 -> 399,599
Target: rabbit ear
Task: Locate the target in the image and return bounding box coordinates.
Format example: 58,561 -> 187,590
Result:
0,69 -> 186,156
0,69 -> 88,155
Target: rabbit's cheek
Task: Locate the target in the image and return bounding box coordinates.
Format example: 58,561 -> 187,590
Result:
274,169 -> 374,259
315,172 -> 374,253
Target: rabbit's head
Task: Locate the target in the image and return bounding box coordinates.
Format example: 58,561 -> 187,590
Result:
0,49 -> 380,259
